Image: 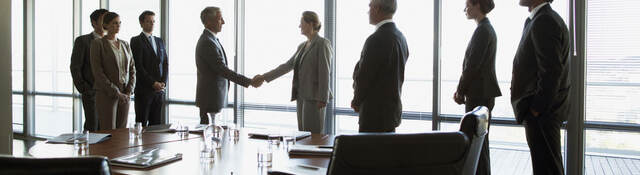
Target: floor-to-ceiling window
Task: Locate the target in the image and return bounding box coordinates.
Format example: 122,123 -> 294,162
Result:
243,0 -> 325,130
336,0 -> 433,133
586,0 -> 640,159
12,0 -> 23,133
167,0 -> 236,126
440,0 -> 569,151
109,0 -> 161,125
33,0 -> 74,137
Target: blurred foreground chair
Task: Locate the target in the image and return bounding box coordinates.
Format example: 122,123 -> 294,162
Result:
327,106 -> 489,175
0,156 -> 111,175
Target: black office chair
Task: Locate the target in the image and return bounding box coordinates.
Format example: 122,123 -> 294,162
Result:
0,156 -> 111,175
327,106 -> 489,175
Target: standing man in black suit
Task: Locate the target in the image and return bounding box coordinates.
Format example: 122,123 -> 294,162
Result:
131,11 -> 168,127
455,0 -> 500,174
351,0 -> 409,133
70,9 -> 109,131
511,0 -> 571,174
196,7 -> 262,124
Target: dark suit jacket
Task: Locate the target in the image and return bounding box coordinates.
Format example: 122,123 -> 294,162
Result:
70,33 -> 97,94
511,4 -> 571,124
130,33 -> 168,94
195,30 -> 251,113
352,22 -> 409,130
457,18 -> 502,99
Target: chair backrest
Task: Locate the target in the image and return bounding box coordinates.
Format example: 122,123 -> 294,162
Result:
0,156 -> 111,175
326,106 -> 489,175
458,106 -> 489,175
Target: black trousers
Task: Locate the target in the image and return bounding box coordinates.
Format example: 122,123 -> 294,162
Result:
523,114 -> 564,175
135,91 -> 165,126
465,97 -> 495,175
81,91 -> 98,131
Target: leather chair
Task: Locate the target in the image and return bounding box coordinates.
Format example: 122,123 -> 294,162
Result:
327,106 -> 489,175
0,156 -> 111,175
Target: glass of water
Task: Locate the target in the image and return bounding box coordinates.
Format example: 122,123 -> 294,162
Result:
256,146 -> 273,167
129,122 -> 143,139
282,130 -> 296,147
73,130 -> 89,154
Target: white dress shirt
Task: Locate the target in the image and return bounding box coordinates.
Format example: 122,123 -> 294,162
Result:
375,19 -> 394,31
529,2 -> 549,19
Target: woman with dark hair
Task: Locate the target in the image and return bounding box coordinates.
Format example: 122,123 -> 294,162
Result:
255,11 -> 333,134
454,0 -> 500,174
90,12 -> 136,130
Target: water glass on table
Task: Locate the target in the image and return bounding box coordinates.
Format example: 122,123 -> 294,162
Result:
73,130 -> 89,155
129,122 -> 143,139
282,130 -> 296,147
257,146 -> 273,167
175,123 -> 189,139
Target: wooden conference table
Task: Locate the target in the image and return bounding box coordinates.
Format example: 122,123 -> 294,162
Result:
28,127 -> 334,175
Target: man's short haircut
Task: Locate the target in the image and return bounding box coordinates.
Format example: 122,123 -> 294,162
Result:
139,10 -> 155,23
469,0 -> 495,14
90,9 -> 108,27
371,0 -> 397,16
200,6 -> 221,25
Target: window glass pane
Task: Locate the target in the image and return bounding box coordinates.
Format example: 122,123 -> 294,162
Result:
336,0 -> 433,133
12,0 -> 23,92
243,0 -> 323,130
81,0 -> 100,35
586,0 -> 640,158
441,0 -> 568,119
109,0 -> 160,42
169,104 -> 233,126
168,0 -> 235,103
244,110 -> 298,130
13,95 -> 23,133
34,0 -> 73,93
35,96 -> 73,137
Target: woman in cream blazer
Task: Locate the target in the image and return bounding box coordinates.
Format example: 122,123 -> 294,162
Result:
90,12 -> 136,130
258,11 -> 333,134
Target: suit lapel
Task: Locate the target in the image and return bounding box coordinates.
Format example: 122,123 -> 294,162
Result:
139,33 -> 158,57
297,36 -> 319,66
102,38 -> 119,71
205,30 -> 228,65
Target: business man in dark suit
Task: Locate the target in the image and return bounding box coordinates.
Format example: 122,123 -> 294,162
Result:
70,9 -> 108,131
455,0 -> 500,174
131,11 -> 168,127
351,0 -> 409,133
511,0 -> 570,174
196,7 -> 262,124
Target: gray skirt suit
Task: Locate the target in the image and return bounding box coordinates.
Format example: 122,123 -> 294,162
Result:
262,35 -> 333,134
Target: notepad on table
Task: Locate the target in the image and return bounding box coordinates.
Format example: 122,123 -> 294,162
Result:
110,148 -> 182,168
46,133 -> 111,144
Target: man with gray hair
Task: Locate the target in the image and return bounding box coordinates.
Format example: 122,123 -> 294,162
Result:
351,0 -> 409,132
195,7 -> 262,124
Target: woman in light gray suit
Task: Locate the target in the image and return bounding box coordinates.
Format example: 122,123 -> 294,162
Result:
90,12 -> 136,130
257,11 -> 333,134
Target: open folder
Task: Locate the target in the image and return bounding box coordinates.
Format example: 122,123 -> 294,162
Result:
110,148 -> 182,168
46,133 -> 111,144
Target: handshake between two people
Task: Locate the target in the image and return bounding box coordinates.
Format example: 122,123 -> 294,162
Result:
250,74 -> 266,88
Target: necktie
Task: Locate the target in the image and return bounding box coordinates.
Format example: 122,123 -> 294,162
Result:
215,38 -> 228,66
148,36 -> 157,54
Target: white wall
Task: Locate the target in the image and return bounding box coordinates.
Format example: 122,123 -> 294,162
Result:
0,0 -> 13,155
